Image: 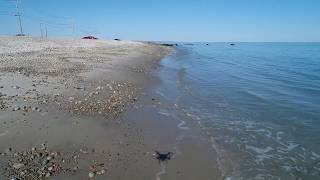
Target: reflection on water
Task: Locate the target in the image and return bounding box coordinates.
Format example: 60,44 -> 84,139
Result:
156,43 -> 320,179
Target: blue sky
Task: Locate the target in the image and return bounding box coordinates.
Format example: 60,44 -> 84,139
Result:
0,0 -> 319,42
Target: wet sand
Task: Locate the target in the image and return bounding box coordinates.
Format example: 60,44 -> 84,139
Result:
0,36 -> 221,179
121,90 -> 222,180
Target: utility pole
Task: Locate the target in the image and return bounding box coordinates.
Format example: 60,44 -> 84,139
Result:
45,26 -> 47,39
15,0 -> 23,35
71,18 -> 75,39
40,23 -> 43,38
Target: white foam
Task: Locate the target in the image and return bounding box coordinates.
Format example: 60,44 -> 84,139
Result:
155,90 -> 169,100
158,110 -> 170,117
255,154 -> 273,164
279,142 -> 298,152
311,152 -> 320,158
177,120 -> 189,130
245,145 -> 273,154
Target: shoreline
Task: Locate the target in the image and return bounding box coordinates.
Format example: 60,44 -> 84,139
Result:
122,50 -> 222,180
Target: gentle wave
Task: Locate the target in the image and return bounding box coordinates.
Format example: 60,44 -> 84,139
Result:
156,42 -> 320,179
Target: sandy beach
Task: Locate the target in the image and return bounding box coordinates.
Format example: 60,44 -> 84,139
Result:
0,36 -> 163,179
0,36 -> 221,180
0,1 -> 318,179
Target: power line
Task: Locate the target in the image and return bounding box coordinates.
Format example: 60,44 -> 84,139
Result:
2,0 -> 101,37
0,2 -> 15,14
23,5 -> 71,20
0,10 -> 12,13
0,12 -> 14,15
24,15 -> 71,27
22,5 -> 102,36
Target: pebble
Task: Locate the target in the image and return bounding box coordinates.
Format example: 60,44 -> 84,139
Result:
13,106 -> 20,111
45,172 -> 51,178
12,163 -> 24,169
80,149 -> 88,154
42,159 -> 49,165
72,166 -> 78,172
32,107 -> 39,111
75,86 -> 84,90
96,169 -> 106,175
88,172 -> 95,178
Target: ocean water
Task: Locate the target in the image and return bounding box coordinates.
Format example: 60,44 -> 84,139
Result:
156,43 -> 320,179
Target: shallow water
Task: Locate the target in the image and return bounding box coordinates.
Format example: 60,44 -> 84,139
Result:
156,43 -> 320,179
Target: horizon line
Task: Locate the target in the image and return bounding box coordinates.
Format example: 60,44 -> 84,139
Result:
1,35 -> 319,43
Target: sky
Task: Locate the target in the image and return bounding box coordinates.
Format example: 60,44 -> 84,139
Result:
0,0 -> 320,42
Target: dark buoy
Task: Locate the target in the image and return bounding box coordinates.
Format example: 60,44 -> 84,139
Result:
230,43 -> 236,46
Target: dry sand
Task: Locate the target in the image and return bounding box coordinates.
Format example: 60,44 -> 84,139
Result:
0,36 -> 221,180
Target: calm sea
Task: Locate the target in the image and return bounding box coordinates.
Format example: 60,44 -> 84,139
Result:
156,43 -> 320,179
